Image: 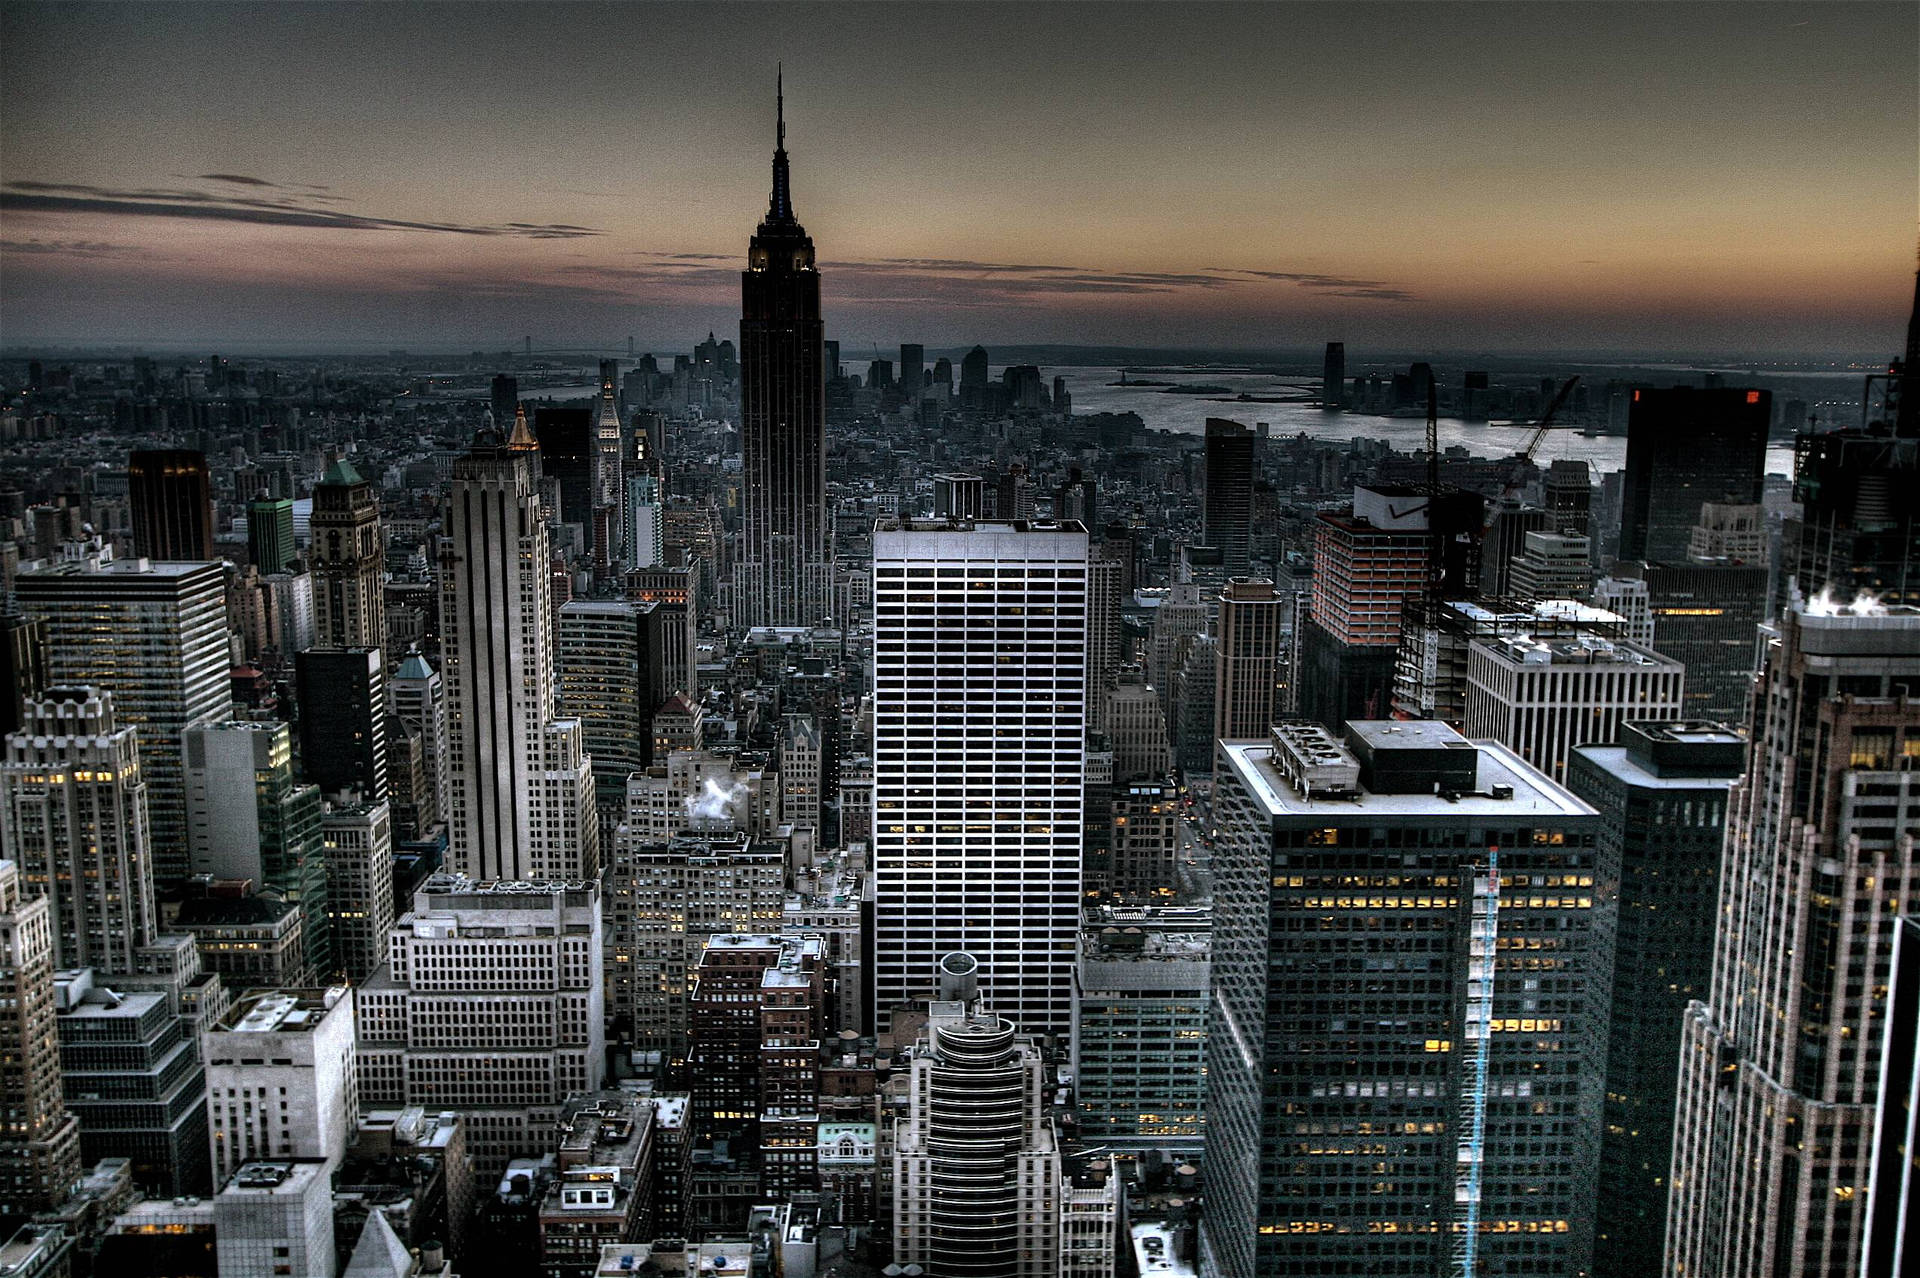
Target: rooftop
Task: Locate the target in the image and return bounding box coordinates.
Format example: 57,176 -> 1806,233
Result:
1221,730 -> 1594,821
214,988 -> 348,1035
219,1160 -> 328,1197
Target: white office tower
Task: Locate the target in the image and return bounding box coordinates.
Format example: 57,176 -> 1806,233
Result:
872,519 -> 1088,1037
387,651 -> 447,834
1668,600 -> 1920,1278
892,954 -> 1085,1277
203,987 -> 357,1189
15,552 -> 231,884
625,468 -> 665,571
1465,632 -> 1685,782
356,874 -> 604,1174
1591,575 -> 1656,645
439,413 -> 599,881
320,801 -> 394,984
1,686 -> 158,973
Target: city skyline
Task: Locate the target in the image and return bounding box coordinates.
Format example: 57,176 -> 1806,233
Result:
2,0 -> 1914,354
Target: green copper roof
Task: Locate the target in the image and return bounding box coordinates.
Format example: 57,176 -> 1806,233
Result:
320,456 -> 364,486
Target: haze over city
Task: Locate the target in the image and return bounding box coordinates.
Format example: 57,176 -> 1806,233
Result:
2,0 -> 1914,354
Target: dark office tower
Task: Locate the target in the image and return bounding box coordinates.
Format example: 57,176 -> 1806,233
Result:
1055,468 -> 1096,526
898,343 -> 924,399
932,355 -> 953,395
1321,341 -> 1345,409
490,373 -> 519,428
1568,721 -> 1743,1278
127,449 -> 214,561
1899,263 -> 1920,437
1543,457 -> 1592,537
959,344 -> 989,410
1787,427 -> 1920,606
1204,418 -> 1255,576
1863,914 -> 1918,1278
0,616 -> 47,739
738,74 -> 828,628
294,647 -> 388,803
1668,600 -> 1920,1278
866,358 -> 893,390
310,456 -> 385,651
1617,386 -> 1769,563
246,493 -> 295,574
1204,721 -> 1603,1278
532,406 -> 595,531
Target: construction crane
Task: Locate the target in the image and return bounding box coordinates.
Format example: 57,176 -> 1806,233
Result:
1480,375 -> 1580,537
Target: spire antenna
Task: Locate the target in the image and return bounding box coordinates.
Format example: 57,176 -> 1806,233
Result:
777,63 -> 785,151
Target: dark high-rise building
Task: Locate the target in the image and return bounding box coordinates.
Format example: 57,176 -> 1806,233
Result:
490,373 -> 518,429
1321,341 -> 1345,409
1617,386 -> 1769,563
246,493 -> 296,574
1568,721 -> 1743,1278
1786,427 -> 1919,607
295,646 -> 388,803
1205,720 -> 1603,1277
738,74 -> 827,628
127,449 -> 214,561
532,406 -> 594,533
1203,417 -> 1255,576
1543,457 -> 1592,537
898,343 -> 924,398
959,345 -> 989,411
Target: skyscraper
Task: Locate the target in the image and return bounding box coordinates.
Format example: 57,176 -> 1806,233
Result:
1,687 -> 157,974
1786,425 -> 1919,607
1203,417 -> 1255,576
320,800 -> 393,984
1321,340 -> 1345,409
898,342 -> 924,398
1204,720 -> 1603,1277
738,74 -> 828,627
1668,600 -> 1920,1278
1617,386 -> 1769,563
1568,720 -> 1742,1278
871,519 -> 1088,1037
440,410 -> 600,882
0,858 -> 81,1221
294,646 -> 388,802
182,720 -> 329,982
891,955 -> 1076,1277
309,456 -> 385,650
246,493 -> 296,575
387,651 -> 446,839
1213,577 -> 1282,743
17,554 -> 231,884
556,599 -> 662,827
128,448 -> 214,561
592,358 -> 624,563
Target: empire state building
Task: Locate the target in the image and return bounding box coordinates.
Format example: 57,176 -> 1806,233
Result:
737,72 -> 828,627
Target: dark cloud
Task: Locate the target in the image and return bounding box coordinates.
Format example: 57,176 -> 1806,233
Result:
2,180 -> 601,239
0,238 -> 141,257
1215,268 -> 1415,300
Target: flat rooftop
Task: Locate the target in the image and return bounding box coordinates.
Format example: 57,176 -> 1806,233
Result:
216,989 -> 346,1034
1221,735 -> 1595,821
1131,1222 -> 1197,1278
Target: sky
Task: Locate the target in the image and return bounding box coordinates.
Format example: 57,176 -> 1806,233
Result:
1,1 -> 1914,355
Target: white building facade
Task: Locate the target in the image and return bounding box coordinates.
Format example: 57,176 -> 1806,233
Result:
871,520 -> 1088,1036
